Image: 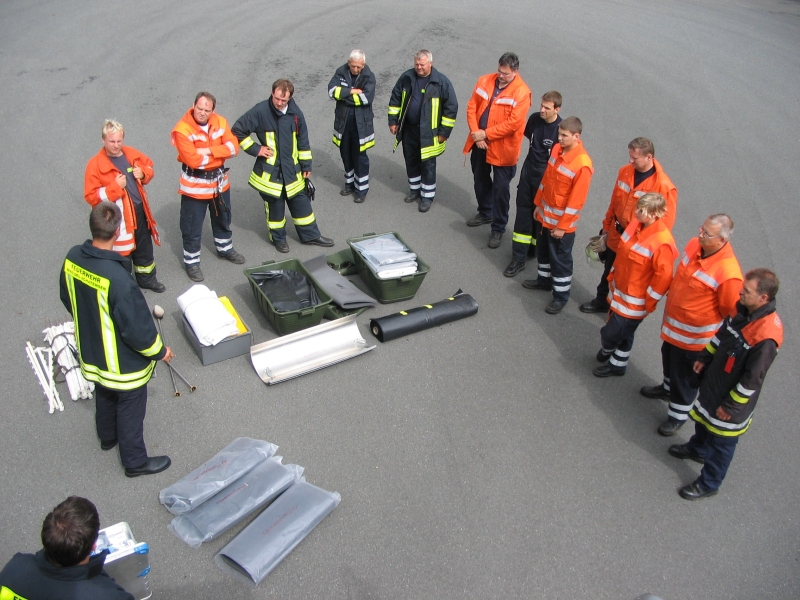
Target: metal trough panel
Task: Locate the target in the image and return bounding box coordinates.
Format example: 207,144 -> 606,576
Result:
250,314 -> 375,385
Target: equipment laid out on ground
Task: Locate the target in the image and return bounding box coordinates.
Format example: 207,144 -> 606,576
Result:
43,321 -> 94,401
159,438 -> 339,587
250,313 -> 375,385
93,522 -> 152,600
215,478 -> 340,586
348,232 -> 430,303
303,253 -> 377,318
25,341 -> 62,413
369,290 -> 479,342
160,438 -> 278,515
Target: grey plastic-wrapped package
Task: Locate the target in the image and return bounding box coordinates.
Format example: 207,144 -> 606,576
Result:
159,438 -> 277,515
214,478 -> 340,585
168,457 -> 304,548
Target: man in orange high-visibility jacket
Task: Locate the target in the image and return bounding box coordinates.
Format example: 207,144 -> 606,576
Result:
84,120 -> 164,293
463,52 -> 532,249
593,193 -> 678,377
643,214 -> 742,437
522,116 -> 593,314
580,137 -> 678,314
172,92 -> 245,282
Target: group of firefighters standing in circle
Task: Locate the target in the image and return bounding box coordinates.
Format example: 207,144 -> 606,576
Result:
73,49 -> 782,501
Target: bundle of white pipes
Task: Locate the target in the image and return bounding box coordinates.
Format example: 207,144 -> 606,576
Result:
26,341 -> 63,414
43,322 -> 94,402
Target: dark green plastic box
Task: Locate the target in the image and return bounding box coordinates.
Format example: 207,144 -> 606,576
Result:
244,259 -> 332,335
347,232 -> 430,304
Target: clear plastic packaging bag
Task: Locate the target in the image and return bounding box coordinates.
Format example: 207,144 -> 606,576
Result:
168,457 -> 303,548
215,478 -> 340,585
159,438 -> 277,515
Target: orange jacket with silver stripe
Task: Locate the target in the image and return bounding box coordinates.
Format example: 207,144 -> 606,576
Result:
83,146 -> 157,256
462,72 -> 531,166
608,219 -> 678,319
171,109 -> 238,199
533,141 -> 593,233
660,237 -> 742,351
601,158 -> 677,253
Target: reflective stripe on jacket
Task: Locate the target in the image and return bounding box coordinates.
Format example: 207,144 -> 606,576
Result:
601,159 -> 677,253
83,147 -> 159,255
232,98 -> 312,199
388,67 -> 458,159
328,63 -> 376,152
59,241 -> 165,390
608,219 -> 678,319
690,300 -> 782,437
462,72 -> 532,166
171,110 -> 237,199
661,237 -> 743,350
533,141 -> 593,233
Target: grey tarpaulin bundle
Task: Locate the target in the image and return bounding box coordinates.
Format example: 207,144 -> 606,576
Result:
215,478 -> 341,585
159,438 -> 277,515
369,290 -> 479,342
168,456 -> 303,548
302,254 -> 377,311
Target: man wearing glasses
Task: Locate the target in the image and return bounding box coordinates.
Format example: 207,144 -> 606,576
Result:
579,138 -> 678,314
644,215 -> 743,436
463,52 -> 532,248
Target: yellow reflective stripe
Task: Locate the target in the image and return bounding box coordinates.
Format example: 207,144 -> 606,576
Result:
297,150 -> 312,161
265,132 -> 277,165
332,135 -> 341,146
512,233 -> 532,244
705,343 -> 717,354
2,585 -> 30,600
388,106 -> 401,115
420,139 -> 445,159
64,260 -> 110,292
239,137 -> 254,150
729,390 -> 749,404
690,407 -> 750,437
133,262 -> 155,274
360,139 -> 375,152
97,290 -> 119,374
431,97 -> 440,130
268,218 -> 287,229
352,93 -> 361,106
248,171 -> 283,196
441,116 -> 456,128
140,334 -> 164,358
293,212 -> 316,226
64,272 -> 82,357
292,131 -> 299,163
333,87 -> 342,100
82,361 -> 155,390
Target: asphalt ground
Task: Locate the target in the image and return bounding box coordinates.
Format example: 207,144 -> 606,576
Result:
1,1 -> 799,598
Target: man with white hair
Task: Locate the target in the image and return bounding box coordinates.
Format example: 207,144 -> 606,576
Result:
388,49 -> 458,212
328,50 -> 376,203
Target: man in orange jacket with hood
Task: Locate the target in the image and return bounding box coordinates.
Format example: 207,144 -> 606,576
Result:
464,52 -> 532,249
84,120 -> 164,292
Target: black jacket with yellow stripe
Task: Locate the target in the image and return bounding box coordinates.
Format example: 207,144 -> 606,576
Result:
232,97 -> 312,199
690,299 -> 783,437
388,67 -> 458,160
60,241 -> 164,390
328,63 -> 376,152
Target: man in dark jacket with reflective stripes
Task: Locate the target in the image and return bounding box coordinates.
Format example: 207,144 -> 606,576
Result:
388,49 -> 458,212
60,202 -> 172,477
233,79 -> 334,253
0,496 -> 134,599
328,50 -> 375,203
668,268 -> 783,500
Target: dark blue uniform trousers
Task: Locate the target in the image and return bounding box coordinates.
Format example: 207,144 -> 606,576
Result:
535,227 -> 575,302
685,421 -> 740,490
511,162 -> 545,262
401,127 -> 437,201
470,147 -> 517,233
180,191 -> 234,267
95,383 -> 149,469
661,340 -> 703,423
340,113 -> 370,198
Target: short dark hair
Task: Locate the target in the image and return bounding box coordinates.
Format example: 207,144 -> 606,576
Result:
271,79 -> 294,97
745,268 -> 779,301
41,496 -> 100,567
90,202 -> 121,241
628,137 -> 655,157
541,90 -> 562,108
498,52 -> 519,71
559,116 -> 583,135
194,91 -> 216,109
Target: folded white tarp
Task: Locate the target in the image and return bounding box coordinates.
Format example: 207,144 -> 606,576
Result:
159,438 -> 277,515
169,456 -> 303,548
352,234 -> 418,276
177,284 -> 239,346
215,478 -> 340,585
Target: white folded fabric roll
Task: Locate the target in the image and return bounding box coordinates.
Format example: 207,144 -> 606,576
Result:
177,285 -> 239,347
